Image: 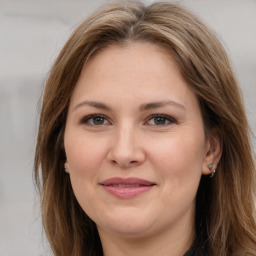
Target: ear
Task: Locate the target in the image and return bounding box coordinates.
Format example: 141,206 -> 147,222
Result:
202,129 -> 222,175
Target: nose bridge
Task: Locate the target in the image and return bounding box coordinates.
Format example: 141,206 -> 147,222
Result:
108,122 -> 145,167
114,123 -> 137,155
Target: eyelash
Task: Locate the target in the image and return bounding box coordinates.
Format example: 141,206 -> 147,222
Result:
145,114 -> 176,126
80,113 -> 176,127
80,114 -> 110,126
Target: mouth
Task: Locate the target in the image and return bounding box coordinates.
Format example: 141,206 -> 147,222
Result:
99,177 -> 156,199
108,184 -> 151,187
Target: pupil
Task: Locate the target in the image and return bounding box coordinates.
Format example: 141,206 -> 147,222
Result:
94,117 -> 104,125
155,117 -> 165,125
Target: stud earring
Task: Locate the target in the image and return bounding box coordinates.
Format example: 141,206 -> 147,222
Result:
208,163 -> 216,178
64,163 -> 69,173
208,163 -> 213,169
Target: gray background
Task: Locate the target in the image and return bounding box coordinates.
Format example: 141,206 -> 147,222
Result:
0,0 -> 255,255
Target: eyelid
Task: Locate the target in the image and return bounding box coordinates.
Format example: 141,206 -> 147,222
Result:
80,113 -> 111,125
145,114 -> 177,125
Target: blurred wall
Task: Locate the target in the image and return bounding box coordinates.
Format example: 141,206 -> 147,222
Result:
0,0 -> 255,255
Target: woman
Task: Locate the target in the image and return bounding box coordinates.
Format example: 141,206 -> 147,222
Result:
34,1 -> 256,255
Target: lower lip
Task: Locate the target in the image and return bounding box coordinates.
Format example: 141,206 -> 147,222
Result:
102,185 -> 154,199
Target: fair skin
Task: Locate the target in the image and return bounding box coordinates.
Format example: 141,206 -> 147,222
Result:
64,42 -> 221,256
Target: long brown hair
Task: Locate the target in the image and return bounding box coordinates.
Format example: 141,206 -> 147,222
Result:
34,1 -> 256,255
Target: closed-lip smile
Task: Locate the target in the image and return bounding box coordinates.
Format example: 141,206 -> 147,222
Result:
99,177 -> 156,198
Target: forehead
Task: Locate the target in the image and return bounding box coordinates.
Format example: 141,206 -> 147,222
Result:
84,42 -> 181,76
75,42 -> 183,89
69,42 -> 198,111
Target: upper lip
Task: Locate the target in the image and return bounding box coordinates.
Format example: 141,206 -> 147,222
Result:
100,177 -> 156,186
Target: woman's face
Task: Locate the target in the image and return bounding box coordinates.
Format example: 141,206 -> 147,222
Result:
64,42 -> 213,240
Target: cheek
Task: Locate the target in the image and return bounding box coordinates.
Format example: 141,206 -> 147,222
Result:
64,133 -> 107,211
64,132 -> 108,178
149,132 -> 205,184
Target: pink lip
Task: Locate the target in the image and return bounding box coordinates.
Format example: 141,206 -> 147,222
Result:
100,177 -> 156,199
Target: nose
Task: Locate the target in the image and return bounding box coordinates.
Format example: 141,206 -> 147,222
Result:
107,126 -> 146,168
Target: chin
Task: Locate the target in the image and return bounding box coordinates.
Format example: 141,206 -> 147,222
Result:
95,209 -> 160,238
100,223 -> 154,239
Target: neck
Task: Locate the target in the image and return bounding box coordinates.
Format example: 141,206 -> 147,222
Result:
98,223 -> 195,256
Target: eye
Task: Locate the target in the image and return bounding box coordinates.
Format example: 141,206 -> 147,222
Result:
146,114 -> 176,126
81,114 -> 110,126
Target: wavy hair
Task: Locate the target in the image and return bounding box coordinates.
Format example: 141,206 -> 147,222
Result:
34,1 -> 256,255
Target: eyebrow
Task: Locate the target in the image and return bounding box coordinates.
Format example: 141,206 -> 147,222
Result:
73,101 -> 111,111
139,100 -> 186,111
73,100 -> 186,111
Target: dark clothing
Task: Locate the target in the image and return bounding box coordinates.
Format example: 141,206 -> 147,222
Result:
184,246 -> 205,256
184,238 -> 208,256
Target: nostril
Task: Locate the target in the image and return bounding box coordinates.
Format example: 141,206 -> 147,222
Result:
111,160 -> 118,165
110,159 -> 138,168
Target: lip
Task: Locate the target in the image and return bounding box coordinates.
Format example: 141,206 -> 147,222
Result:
99,177 -> 156,199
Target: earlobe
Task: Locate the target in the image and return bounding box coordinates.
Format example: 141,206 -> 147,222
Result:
64,162 -> 70,173
202,129 -> 222,176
